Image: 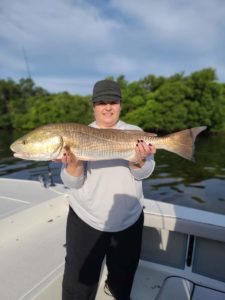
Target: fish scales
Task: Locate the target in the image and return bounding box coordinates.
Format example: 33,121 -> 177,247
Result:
70,127 -> 136,160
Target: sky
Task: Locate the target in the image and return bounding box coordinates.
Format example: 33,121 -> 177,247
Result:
1,0 -> 225,95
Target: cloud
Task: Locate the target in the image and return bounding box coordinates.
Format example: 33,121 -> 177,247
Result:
1,0 -> 121,54
34,75 -> 95,95
111,0 -> 225,49
0,2 -> 116,80
0,0 -> 225,94
95,54 -> 138,74
0,47 -> 25,72
108,0 -> 225,80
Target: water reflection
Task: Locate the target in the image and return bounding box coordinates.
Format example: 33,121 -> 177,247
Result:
143,134 -> 225,214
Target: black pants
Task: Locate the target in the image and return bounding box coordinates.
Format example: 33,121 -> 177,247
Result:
62,207 -> 144,300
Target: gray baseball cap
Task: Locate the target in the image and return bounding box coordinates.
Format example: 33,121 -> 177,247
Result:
92,80 -> 121,103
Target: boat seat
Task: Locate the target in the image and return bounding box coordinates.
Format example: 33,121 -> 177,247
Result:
155,276 -> 225,300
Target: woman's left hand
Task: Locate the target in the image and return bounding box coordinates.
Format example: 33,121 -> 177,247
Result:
130,140 -> 156,168
136,140 -> 156,159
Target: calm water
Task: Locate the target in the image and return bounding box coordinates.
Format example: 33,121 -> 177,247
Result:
0,129 -> 225,215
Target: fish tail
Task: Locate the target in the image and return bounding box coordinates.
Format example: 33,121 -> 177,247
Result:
159,126 -> 207,161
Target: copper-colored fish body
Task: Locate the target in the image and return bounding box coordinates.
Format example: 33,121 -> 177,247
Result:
10,123 -> 207,161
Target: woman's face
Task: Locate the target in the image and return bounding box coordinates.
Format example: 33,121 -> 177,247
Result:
93,101 -> 121,128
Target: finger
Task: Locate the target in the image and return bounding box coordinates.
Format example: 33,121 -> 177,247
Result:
135,142 -> 148,162
64,150 -> 77,164
135,142 -> 142,159
60,153 -> 69,164
138,141 -> 157,157
148,144 -> 156,154
136,140 -> 149,158
139,140 -> 150,153
68,152 -> 77,163
61,152 -> 68,163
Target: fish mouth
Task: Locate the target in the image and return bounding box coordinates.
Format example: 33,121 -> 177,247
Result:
13,152 -> 50,161
13,153 -> 33,160
10,142 -> 32,160
10,142 -> 17,152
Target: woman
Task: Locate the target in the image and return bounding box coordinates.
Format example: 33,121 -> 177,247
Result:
61,79 -> 156,300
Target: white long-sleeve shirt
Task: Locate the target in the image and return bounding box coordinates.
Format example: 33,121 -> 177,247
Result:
61,120 -> 155,232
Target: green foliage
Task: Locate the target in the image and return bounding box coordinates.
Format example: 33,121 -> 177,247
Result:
0,68 -> 225,132
0,78 -> 48,128
123,68 -> 225,132
185,69 -> 225,130
139,74 -> 166,92
12,93 -> 93,129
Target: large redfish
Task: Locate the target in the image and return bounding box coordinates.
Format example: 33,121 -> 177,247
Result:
10,123 -> 206,161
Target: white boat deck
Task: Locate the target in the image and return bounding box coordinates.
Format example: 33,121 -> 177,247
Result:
0,178 -> 67,219
97,261 -> 169,300
0,178 -> 68,300
0,178 -> 225,300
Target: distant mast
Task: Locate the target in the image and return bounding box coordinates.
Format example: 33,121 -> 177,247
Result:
22,46 -> 32,79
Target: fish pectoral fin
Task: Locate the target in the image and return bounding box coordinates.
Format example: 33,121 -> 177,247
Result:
63,145 -> 71,152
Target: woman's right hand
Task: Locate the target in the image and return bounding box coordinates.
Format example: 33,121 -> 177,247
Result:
53,149 -> 84,177
61,149 -> 77,165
